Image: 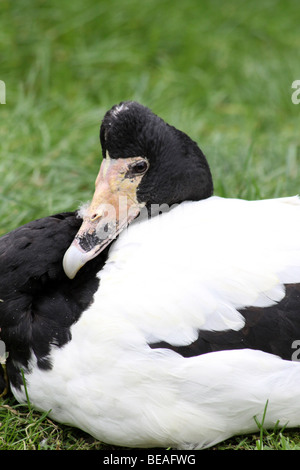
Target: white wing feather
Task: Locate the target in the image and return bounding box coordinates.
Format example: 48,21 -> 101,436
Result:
96,196 -> 300,344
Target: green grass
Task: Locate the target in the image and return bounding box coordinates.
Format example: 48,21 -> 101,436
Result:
0,396 -> 110,450
2,393 -> 300,451
1,0 -> 300,451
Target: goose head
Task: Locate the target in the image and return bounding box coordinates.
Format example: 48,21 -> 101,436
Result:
63,101 -> 213,279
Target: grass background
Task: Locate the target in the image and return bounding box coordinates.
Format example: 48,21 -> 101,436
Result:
1,0 -> 300,451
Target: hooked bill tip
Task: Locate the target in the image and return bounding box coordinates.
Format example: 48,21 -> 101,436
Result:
63,244 -> 87,279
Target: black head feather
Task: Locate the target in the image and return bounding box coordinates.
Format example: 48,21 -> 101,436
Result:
100,101 -> 213,207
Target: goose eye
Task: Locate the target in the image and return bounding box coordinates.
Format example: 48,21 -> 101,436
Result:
130,160 -> 149,175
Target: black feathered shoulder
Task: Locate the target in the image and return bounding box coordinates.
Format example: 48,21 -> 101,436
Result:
0,212 -> 81,295
0,212 -> 107,391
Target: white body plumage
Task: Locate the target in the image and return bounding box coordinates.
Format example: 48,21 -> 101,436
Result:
12,196 -> 300,449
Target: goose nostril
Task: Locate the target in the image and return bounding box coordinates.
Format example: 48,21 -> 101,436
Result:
90,210 -> 109,221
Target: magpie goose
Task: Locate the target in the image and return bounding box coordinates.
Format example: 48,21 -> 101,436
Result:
1,101 -> 300,449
